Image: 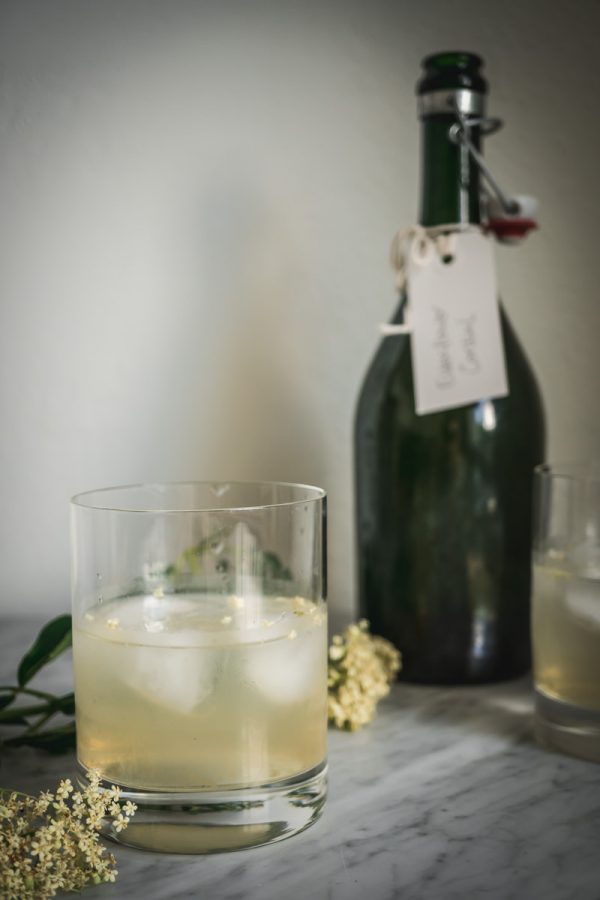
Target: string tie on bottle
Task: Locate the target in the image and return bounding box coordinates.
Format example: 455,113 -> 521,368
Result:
381,223 -> 474,336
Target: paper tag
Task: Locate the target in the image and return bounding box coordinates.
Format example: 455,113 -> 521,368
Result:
408,230 -> 508,415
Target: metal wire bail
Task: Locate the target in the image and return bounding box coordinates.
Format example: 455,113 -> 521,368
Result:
448,103 -> 520,215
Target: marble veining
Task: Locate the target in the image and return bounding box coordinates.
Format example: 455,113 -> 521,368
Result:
2,616 -> 600,899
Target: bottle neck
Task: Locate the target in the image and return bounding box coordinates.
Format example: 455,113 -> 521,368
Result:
418,114 -> 482,227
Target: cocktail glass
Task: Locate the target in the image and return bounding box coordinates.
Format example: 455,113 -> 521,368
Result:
532,462 -> 600,762
70,481 -> 327,852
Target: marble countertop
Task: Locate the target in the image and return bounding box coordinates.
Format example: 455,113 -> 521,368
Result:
2,616 -> 600,900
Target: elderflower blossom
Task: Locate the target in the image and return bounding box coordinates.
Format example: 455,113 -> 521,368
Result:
0,769 -> 136,899
327,619 -> 401,731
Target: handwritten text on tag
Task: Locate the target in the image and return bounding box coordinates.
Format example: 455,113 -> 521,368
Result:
408,231 -> 508,415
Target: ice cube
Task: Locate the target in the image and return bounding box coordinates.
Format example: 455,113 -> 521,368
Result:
124,641 -> 217,713
247,622 -> 324,703
566,575 -> 600,630
569,541 -> 600,579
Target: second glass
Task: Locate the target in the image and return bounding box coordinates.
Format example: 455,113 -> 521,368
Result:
70,481 -> 328,853
532,463 -> 600,763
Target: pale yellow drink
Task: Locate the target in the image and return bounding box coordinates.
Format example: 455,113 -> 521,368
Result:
73,593 -> 327,791
533,561 -> 600,711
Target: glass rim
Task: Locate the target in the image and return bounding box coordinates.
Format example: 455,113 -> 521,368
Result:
534,461 -> 600,484
70,480 -> 326,514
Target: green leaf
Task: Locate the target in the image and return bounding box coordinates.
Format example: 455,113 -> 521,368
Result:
17,615 -> 73,687
54,693 -> 75,715
4,722 -> 76,755
0,691 -> 15,711
261,551 -> 292,581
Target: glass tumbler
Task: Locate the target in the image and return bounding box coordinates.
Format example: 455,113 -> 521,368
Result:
70,482 -> 328,852
532,462 -> 600,762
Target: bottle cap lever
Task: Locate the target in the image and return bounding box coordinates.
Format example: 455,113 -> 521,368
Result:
448,105 -> 519,215
448,102 -> 538,242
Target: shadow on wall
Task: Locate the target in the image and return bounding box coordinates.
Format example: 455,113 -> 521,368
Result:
170,165 -> 329,487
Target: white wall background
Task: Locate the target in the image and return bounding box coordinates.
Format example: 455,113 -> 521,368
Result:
1,0 -> 599,618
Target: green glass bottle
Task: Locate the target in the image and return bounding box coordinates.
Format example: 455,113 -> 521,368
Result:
355,52 -> 545,684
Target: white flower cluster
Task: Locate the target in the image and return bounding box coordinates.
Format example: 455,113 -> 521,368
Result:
328,620 -> 401,731
0,769 -> 136,899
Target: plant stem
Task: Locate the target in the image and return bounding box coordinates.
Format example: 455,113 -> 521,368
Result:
25,708 -> 59,736
0,787 -> 33,799
0,702 -> 51,722
0,685 -> 57,702
0,691 -> 73,724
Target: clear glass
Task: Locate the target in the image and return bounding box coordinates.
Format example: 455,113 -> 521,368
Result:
532,462 -> 600,762
70,481 -> 328,852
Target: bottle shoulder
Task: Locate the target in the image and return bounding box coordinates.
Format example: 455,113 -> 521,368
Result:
355,332 -> 411,422
356,296 -> 408,401
355,300 -> 545,454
